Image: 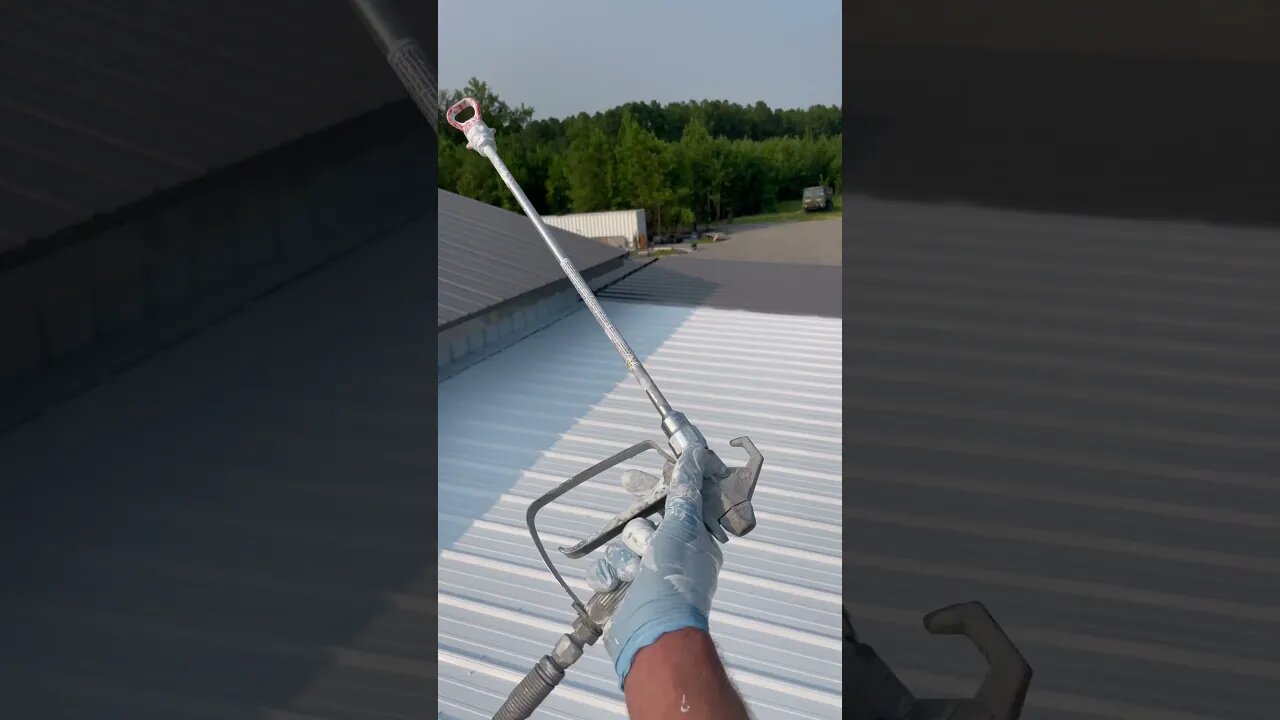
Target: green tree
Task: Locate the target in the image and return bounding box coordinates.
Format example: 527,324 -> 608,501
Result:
544,154 -> 572,213
678,116 -> 717,228
438,140 -> 462,193
437,78 -> 844,226
453,147 -> 503,206
562,125 -> 614,212
614,110 -> 681,234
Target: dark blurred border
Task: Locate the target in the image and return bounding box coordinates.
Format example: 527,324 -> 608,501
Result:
848,2 -> 1280,227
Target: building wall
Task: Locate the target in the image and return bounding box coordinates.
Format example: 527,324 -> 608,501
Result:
542,210 -> 647,248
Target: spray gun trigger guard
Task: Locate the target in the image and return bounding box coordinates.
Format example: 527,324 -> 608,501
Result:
529,438 -> 675,610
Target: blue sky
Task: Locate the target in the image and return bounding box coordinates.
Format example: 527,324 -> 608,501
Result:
438,0 -> 842,120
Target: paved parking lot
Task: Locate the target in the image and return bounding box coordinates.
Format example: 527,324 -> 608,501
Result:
604,219 -> 841,317
686,218 -> 842,266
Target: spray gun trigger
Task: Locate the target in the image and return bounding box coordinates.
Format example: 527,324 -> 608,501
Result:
705,507 -> 730,543
558,436 -> 763,560
559,485 -> 666,560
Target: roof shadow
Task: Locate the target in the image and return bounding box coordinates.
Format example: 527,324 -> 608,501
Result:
599,257 -> 842,319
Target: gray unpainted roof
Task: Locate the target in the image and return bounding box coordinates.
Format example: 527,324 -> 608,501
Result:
437,190 -> 626,328
846,195 -> 1280,720
596,218 -> 841,317
0,0 -> 434,251
438,278 -> 843,718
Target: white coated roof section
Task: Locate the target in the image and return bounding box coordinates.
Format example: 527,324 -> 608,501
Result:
438,296 -> 843,719
438,190 -> 626,328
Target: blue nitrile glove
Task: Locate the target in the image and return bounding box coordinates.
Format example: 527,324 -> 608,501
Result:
585,445 -> 728,688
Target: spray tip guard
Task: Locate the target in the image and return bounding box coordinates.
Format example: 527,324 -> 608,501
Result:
445,97 -> 482,131
445,96 -> 494,152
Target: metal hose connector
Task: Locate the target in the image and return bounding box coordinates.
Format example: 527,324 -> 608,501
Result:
493,585 -> 630,719
493,656 -> 565,720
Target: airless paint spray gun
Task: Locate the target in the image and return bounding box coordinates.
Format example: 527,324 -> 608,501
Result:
347,3 -> 763,717
441,91 -> 767,715
437,90 -> 767,720
351,2 -> 1033,718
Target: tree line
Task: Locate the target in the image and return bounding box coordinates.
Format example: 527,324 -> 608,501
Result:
438,79 -> 842,235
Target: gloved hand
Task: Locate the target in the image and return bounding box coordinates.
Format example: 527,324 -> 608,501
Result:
585,445 -> 729,687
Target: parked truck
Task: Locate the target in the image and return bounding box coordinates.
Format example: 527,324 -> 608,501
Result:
802,185 -> 834,212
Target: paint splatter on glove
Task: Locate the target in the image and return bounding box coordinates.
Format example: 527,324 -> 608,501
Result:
585,445 -> 728,688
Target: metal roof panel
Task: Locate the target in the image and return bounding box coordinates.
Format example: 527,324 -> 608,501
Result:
437,190 -> 626,328
438,293 -> 843,719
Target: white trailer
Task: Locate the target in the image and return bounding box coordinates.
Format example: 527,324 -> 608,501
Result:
542,209 -> 647,251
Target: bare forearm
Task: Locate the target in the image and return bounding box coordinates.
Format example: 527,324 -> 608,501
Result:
623,628 -> 751,720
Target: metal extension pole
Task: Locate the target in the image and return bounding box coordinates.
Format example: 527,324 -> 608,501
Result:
349,6 -> 720,717
349,0 -> 438,134
352,0 -> 703,455
445,99 -> 673,419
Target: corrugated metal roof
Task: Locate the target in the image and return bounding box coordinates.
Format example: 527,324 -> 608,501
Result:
0,218 -> 443,718
438,190 -> 627,328
846,195 -> 1280,720
438,285 -> 843,718
0,0 -> 434,250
